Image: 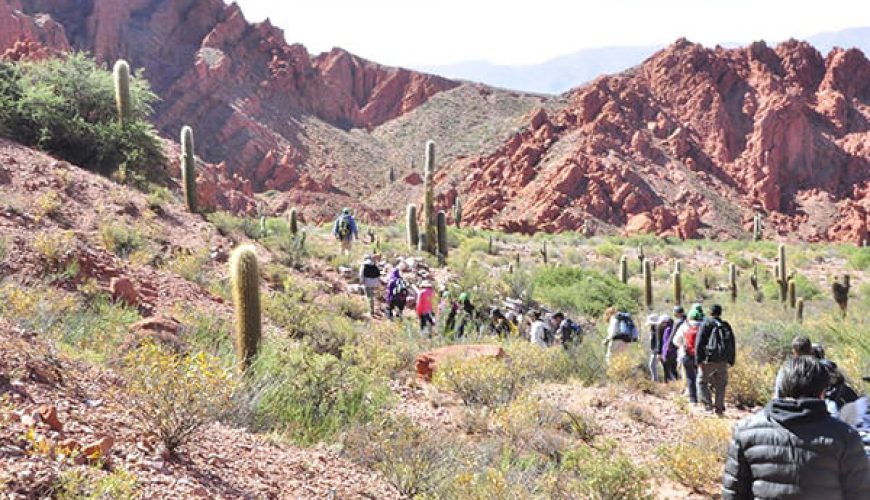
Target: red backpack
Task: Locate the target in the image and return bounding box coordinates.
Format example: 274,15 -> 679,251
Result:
684,324 -> 700,357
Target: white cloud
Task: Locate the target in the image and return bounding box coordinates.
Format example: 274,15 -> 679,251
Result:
235,0 -> 870,65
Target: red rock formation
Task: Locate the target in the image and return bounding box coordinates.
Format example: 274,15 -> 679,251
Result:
438,39 -> 870,243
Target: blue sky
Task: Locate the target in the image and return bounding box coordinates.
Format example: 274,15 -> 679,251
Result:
235,0 -> 870,66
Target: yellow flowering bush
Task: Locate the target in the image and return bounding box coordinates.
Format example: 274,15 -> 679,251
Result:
657,417 -> 732,493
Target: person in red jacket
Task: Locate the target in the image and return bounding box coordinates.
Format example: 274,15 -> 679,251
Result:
415,280 -> 435,336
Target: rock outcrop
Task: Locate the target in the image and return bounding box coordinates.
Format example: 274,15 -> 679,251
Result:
437,39 -> 870,243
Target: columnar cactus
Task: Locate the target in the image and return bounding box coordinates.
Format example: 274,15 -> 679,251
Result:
749,263 -> 759,291
453,196 -> 463,229
673,270 -> 682,306
423,141 -> 437,255
406,204 -> 419,250
180,126 -> 197,213
113,60 -> 131,125
638,245 -> 645,271
259,215 -> 267,237
619,256 -> 629,284
540,241 -> 548,265
230,245 -> 261,371
752,214 -> 763,241
643,259 -> 653,310
787,278 -> 796,309
388,166 -> 395,183
729,263 -> 737,302
488,235 -> 494,255
436,210 -> 448,258
289,208 -> 298,235
832,274 -> 850,317
796,298 -> 804,323
776,244 -> 787,303
674,260 -> 682,274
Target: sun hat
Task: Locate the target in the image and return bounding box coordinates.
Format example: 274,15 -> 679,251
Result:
646,313 -> 660,326
420,280 -> 433,288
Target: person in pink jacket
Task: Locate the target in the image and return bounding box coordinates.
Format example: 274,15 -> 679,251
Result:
415,280 -> 435,336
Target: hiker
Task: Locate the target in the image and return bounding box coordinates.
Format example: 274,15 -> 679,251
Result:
647,313 -> 662,382
772,336 -> 813,398
605,308 -> 638,363
358,255 -> 380,316
455,292 -> 476,337
660,307 -> 684,382
488,308 -> 515,339
415,280 -> 435,336
556,313 -> 582,349
657,314 -> 676,382
813,343 -> 864,426
385,268 -> 408,320
695,304 -> 735,416
332,207 -> 358,256
672,303 -> 704,404
722,356 -> 870,499
440,291 -> 458,333
529,310 -> 548,348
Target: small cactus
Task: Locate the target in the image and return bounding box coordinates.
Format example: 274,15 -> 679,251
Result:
388,166 -> 395,183
673,270 -> 682,306
230,245 -> 261,371
643,259 -> 653,310
418,233 -> 428,253
406,204 -> 419,250
776,244 -> 787,303
796,297 -> 804,323
674,260 -> 682,274
289,208 -> 298,235
259,215 -> 267,237
113,60 -> 131,125
488,235 -> 494,255
540,242 -> 548,265
752,213 -> 763,241
453,196 -> 463,229
787,278 -> 796,308
729,263 -> 737,302
423,140 -> 437,255
619,256 -> 629,284
436,210 -> 448,258
749,263 -> 759,291
180,126 -> 197,213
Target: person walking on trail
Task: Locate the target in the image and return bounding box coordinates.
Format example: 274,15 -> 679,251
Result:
415,280 -> 435,336
439,291 -> 458,334
529,310 -> 548,348
605,307 -> 639,363
722,356 -> 870,500
555,313 -> 582,349
359,255 -> 380,316
455,292 -> 476,337
385,268 -> 408,320
813,343 -> 864,426
646,314 -> 663,382
695,304 -> 735,416
657,314 -> 677,382
772,336 -> 813,398
332,207 -> 358,256
672,303 -> 704,404
661,306 -> 685,382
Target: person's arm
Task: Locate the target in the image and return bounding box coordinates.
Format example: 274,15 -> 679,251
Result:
840,429 -> 870,500
673,326 -> 686,350
358,266 -> 365,282
332,218 -> 339,237
350,218 -> 359,239
726,321 -> 736,366
722,428 -> 752,500
695,322 -> 710,364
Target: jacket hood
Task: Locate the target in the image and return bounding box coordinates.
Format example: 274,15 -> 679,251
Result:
766,398 -> 829,426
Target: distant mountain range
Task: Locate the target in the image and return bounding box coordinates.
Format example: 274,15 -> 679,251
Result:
414,27 -> 870,94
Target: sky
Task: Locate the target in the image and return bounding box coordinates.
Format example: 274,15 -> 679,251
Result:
235,0 -> 870,66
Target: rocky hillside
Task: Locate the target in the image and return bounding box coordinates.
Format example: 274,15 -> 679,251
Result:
436,39 -> 870,243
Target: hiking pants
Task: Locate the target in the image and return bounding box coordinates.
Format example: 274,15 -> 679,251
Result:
648,353 -> 660,382
419,313 -> 435,336
606,339 -> 631,364
681,355 -> 698,403
697,361 -> 728,414
340,237 -> 353,255
386,298 -> 405,320
363,286 -> 377,315
662,356 -> 680,382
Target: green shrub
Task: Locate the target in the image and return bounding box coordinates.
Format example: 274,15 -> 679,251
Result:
433,355 -> 517,407
0,53 -> 165,180
54,468 -> 140,500
657,418 -> 732,493
533,266 -> 639,317
561,442 -> 652,500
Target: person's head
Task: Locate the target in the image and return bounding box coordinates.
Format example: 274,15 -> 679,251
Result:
791,336 -> 813,357
646,314 -> 660,329
811,343 -> 826,360
553,312 -> 565,322
492,308 -> 504,320
363,254 -> 372,262
658,314 -> 671,326
603,306 -> 617,322
528,310 -> 540,321
777,356 -> 831,399
458,292 -> 469,304
421,280 -> 433,289
673,305 -> 686,319
688,304 -> 704,321
710,304 -> 722,318
342,207 -> 351,215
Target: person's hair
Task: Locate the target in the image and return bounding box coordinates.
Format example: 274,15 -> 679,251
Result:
710,304 -> 722,317
777,356 -> 831,399
791,336 -> 813,356
811,343 -> 826,360
553,312 -> 565,320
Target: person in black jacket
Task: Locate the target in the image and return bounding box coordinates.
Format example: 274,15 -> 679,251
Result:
695,304 -> 735,415
722,356 -> 870,499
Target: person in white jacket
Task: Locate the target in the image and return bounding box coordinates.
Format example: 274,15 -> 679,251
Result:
528,311 -> 549,348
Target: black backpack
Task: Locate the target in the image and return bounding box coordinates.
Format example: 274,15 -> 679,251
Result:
363,263 -> 380,279
391,278 -> 409,301
704,319 -> 733,363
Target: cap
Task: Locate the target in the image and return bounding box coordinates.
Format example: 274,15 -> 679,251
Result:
673,305 -> 685,315
710,304 -> 723,316
420,280 -> 433,288
646,314 -> 660,326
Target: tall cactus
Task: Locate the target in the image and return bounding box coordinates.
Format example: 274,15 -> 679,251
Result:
436,210 -> 448,258
619,255 -> 629,284
540,241 -> 548,265
638,245 -> 645,272
288,208 -> 298,235
776,244 -> 787,303
423,140 -> 437,255
230,245 -> 261,371
453,196 -> 463,229
673,270 -> 682,306
729,263 -> 737,302
406,204 -> 419,250
113,60 -> 131,125
643,259 -> 653,310
388,166 -> 395,184
787,278 -> 796,309
795,297 -> 804,323
752,214 -> 763,241
180,126 -> 197,213
832,274 -> 850,317
674,260 -> 682,274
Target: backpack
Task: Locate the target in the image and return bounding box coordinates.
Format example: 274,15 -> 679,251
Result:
611,312 -> 637,342
560,319 -> 582,344
363,263 -> 380,279
391,278 -> 409,301
337,216 -> 352,238
684,323 -> 700,357
703,319 -> 733,363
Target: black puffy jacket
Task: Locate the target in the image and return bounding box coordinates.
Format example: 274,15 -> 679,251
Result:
722,398 -> 870,499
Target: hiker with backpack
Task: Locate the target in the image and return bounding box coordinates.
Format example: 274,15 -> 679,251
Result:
813,343 -> 865,427
555,313 -> 582,349
671,303 -> 704,404
646,314 -> 663,382
440,290 -> 459,334
658,313 -> 678,382
359,255 -> 381,316
415,280 -> 435,336
529,310 -> 549,348
605,308 -> 639,363
695,304 -> 735,416
332,207 -> 358,256
455,292 -> 476,337
385,268 -> 409,320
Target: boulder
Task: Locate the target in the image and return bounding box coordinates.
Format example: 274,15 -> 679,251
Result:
36,405 -> 62,432
110,277 -> 139,306
415,344 -> 508,382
